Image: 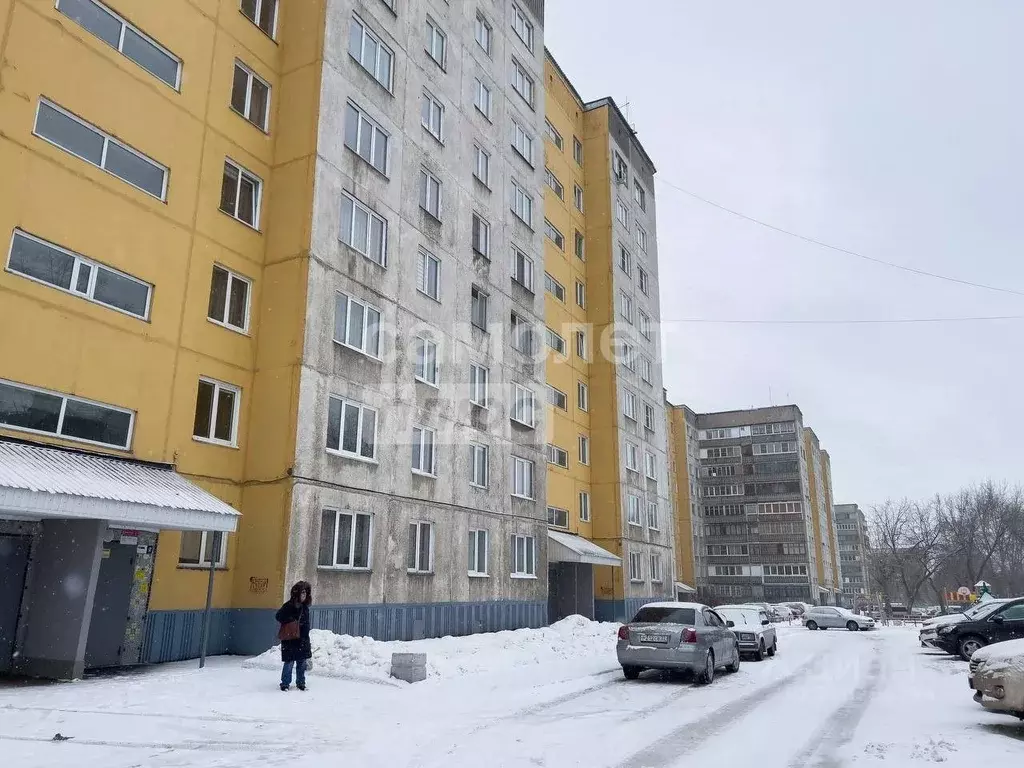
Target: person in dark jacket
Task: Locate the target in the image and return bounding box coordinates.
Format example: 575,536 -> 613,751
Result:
275,581 -> 312,691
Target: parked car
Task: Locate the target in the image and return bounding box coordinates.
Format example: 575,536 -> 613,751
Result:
933,598 -> 1024,661
617,602 -> 741,684
919,599 -> 1011,649
771,604 -> 795,622
716,605 -> 778,660
969,639 -> 1024,720
786,602 -> 813,617
803,606 -> 876,631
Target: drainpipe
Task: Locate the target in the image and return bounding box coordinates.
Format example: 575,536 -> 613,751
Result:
199,531 -> 221,669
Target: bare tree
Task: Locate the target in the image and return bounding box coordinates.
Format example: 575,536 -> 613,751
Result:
938,483 -> 1020,588
868,499 -> 946,611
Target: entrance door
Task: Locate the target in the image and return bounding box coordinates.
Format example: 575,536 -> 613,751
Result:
0,536 -> 30,675
84,542 -> 136,669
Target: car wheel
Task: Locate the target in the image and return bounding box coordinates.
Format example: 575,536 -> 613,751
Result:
754,640 -> 765,661
726,644 -> 741,673
697,651 -> 715,685
767,639 -> 777,657
806,620 -> 818,631
846,620 -> 859,632
622,665 -> 642,680
958,636 -> 986,662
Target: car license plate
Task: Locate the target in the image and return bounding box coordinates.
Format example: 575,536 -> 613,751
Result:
639,633 -> 669,644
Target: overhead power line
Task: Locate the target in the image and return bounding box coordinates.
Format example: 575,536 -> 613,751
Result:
656,179 -> 1024,299
674,315 -> 1024,325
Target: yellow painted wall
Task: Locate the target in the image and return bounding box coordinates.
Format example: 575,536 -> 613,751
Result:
668,406 -> 696,588
821,450 -> 841,589
0,0 -> 323,612
804,428 -> 826,589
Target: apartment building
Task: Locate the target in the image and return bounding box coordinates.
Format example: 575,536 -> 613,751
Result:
0,0 -> 556,677
668,401 -> 701,598
835,503 -> 871,607
804,429 -> 840,604
542,53 -> 674,622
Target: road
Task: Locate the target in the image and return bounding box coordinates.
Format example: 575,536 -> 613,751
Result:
0,626 -> 1020,767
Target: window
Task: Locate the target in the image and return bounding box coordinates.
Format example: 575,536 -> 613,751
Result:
704,484 -> 743,497
579,491 -> 590,522
411,425 -> 437,475
622,342 -> 637,371
703,446 -> 740,459
408,521 -> 434,573
421,91 -> 444,141
574,184 -> 584,212
638,311 -> 652,340
782,543 -> 807,556
647,502 -> 660,530
178,530 -> 227,568
614,152 -> 629,181
573,136 -> 583,165
473,146 -> 491,188
7,230 -> 151,320
545,328 -> 566,355
625,442 -> 639,472
544,220 -> 565,250
575,280 -> 586,308
349,14 -> 393,89
511,383 -> 536,427
635,225 -> 648,252
634,181 -> 647,210
638,266 -> 649,296
474,13 -> 492,55
629,551 -> 644,582
425,17 -> 446,66
219,159 -> 262,229
511,59 -> 535,105
616,200 -> 629,226
546,119 -> 563,149
704,464 -> 736,478
547,506 -> 569,528
0,378 -> 133,450
618,246 -> 631,275
623,390 -> 637,421
511,181 -> 534,226
414,337 -> 439,386
758,501 -> 803,515
334,292 -> 382,358
193,378 -> 239,446
511,456 -> 535,499
57,0 -> 180,89
344,101 -> 389,174
578,435 -> 590,465
644,451 -> 657,481
327,396 -> 378,460
416,249 -> 440,301
511,248 -> 534,290
751,422 -> 797,436
207,265 -> 250,333
764,565 -> 808,577
474,78 -> 493,120
574,230 -> 585,259
547,386 -> 567,411
649,554 -> 663,583
643,402 -> 656,432
547,444 -> 569,468
511,533 -> 536,576
545,273 -> 566,302
230,61 -> 270,131
575,330 -> 587,360
34,100 -> 167,199
468,529 -> 489,575
545,168 -> 564,199
713,565 -> 747,577
419,169 -> 441,218
470,363 -> 489,407
619,290 -> 634,323
469,443 -> 489,488
340,191 -> 388,266
510,311 -> 534,354
706,543 -> 748,555
577,381 -> 589,411
512,121 -> 536,165
471,286 -> 489,330
318,510 -> 372,569
512,4 -> 535,50
241,0 -> 278,37
754,441 -> 798,455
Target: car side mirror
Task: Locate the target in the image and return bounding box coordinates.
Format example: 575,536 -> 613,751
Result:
726,620 -> 735,628
762,619 -> 770,626
992,615 -> 1004,624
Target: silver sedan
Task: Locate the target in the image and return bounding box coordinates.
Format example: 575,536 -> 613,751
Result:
803,606 -> 876,631
616,601 -> 741,684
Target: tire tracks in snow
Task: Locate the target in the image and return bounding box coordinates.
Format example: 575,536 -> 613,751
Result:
615,651 -> 826,768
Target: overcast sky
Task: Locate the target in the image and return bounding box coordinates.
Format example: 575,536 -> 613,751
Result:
544,1 -> 1024,507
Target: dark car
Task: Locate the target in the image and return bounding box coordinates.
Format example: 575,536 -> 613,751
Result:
932,598 -> 1024,661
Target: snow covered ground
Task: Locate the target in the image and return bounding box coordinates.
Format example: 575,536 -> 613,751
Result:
1,621 -> 1021,767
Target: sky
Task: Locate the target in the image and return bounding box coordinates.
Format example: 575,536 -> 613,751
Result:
544,1 -> 1024,507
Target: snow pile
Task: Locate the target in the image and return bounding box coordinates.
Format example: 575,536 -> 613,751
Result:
243,614 -> 620,684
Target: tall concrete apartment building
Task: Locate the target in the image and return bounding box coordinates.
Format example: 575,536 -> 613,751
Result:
834,503 -> 871,607
667,405 -> 842,606
543,54 -> 673,622
804,430 -> 841,601
668,402 -> 701,596
0,0 -> 674,677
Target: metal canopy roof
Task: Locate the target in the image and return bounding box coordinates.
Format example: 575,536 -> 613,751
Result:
547,530 -> 621,567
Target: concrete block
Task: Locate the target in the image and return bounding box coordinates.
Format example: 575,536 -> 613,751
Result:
390,652 -> 427,683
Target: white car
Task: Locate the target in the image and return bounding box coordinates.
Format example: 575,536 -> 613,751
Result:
716,605 -> 778,660
969,639 -> 1024,720
804,606 -> 876,631
919,600 -> 1012,648
771,605 -> 795,621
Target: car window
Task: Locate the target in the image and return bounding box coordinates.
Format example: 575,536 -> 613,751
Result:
759,612 -> 769,623
632,607 -> 697,625
704,610 -> 724,627
996,604 -> 1024,622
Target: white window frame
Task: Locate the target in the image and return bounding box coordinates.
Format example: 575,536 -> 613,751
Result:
547,506 -> 569,529
416,248 -> 441,301
619,290 -> 634,323
511,533 -> 537,577
629,551 -> 644,582
474,13 -> 492,55
220,158 -> 262,229
511,180 -> 534,227
414,336 -> 439,387
240,0 -> 279,39
545,327 -> 566,356
408,521 -> 435,573
318,509 -> 373,570
512,4 -> 535,50
575,230 -> 585,259
544,219 -> 565,250
644,451 -> 657,481
474,78 -> 493,120
231,60 -> 271,131
511,247 -> 534,291
574,183 -> 584,212
616,199 -> 629,226
425,17 -> 447,67
625,442 -> 640,473
207,264 -> 251,333
511,457 -> 535,500
411,425 -> 437,476
575,330 -> 587,360
634,180 -> 647,210
638,266 -> 650,296
344,100 -> 390,175
643,402 -> 656,432
623,390 -> 637,421
627,493 -> 642,526
512,120 -> 535,165
618,246 -> 632,276
545,168 -> 564,199
650,553 -> 663,583
547,443 -> 569,469
640,356 -> 653,385
340,191 -> 388,266
469,442 -> 489,489
349,12 -> 394,90
577,381 -> 589,412
473,144 -> 491,188
636,224 -> 648,252
421,90 -> 445,142
193,377 -> 241,447
334,291 -> 382,358
471,285 -> 489,330
511,383 -> 536,428
638,311 -> 652,340
647,501 -> 660,530
470,362 -> 489,407
326,395 -> 378,461
547,386 -> 567,411
573,136 -> 584,165
579,491 -> 590,522
545,119 -> 563,149
511,311 -> 534,355
511,58 -> 534,106
578,435 -> 590,466
419,168 -> 442,219
575,280 -> 586,309
468,528 -> 489,576
545,272 -> 566,302
178,529 -> 228,568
